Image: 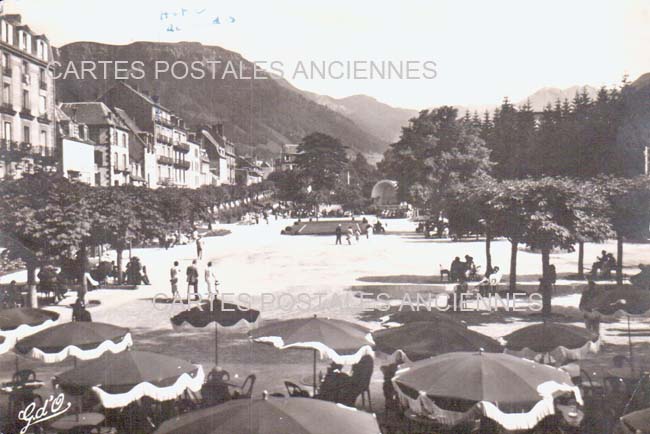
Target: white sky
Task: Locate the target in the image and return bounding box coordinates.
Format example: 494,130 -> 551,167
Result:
4,0 -> 650,109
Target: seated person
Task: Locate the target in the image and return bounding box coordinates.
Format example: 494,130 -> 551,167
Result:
631,264 -> 650,290
464,255 -> 477,279
72,298 -> 92,322
449,257 -> 463,282
591,250 -> 608,278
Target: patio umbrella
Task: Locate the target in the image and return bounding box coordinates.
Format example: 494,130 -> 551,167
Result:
154,395 -> 381,434
615,408 -> 650,434
385,309 -> 466,327
373,321 -> 502,361
503,323 -> 599,364
580,286 -> 650,370
15,321 -> 132,363
0,307 -> 59,349
170,299 -> 260,366
392,351 -> 582,431
250,315 -> 374,391
55,351 -> 205,409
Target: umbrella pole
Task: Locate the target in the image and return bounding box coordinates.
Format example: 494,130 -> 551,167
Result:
214,324 -> 219,367
74,356 -> 80,422
628,315 -> 634,374
313,349 -> 317,394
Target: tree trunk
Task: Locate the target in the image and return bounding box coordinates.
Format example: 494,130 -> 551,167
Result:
541,248 -> 552,318
509,240 -> 518,291
617,233 -> 624,285
116,249 -> 124,284
577,241 -> 584,279
79,243 -> 88,302
485,231 -> 492,274
27,262 -> 37,308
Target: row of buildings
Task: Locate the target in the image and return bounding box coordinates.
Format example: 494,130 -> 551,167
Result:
0,14 -> 271,188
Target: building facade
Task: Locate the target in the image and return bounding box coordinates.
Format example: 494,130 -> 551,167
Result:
60,102 -> 130,187
277,143 -> 299,171
56,105 -> 95,185
99,83 -> 204,188
0,14 -> 56,179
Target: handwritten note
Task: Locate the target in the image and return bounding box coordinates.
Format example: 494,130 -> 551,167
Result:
160,7 -> 236,32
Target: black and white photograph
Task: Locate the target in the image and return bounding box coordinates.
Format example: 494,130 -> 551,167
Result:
0,0 -> 649,432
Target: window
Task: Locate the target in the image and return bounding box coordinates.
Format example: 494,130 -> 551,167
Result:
1,52 -> 7,68
39,68 -> 46,88
4,122 -> 12,140
122,154 -> 127,170
39,95 -> 46,115
40,130 -> 47,146
22,90 -> 29,110
2,83 -> 10,105
95,173 -> 101,186
113,152 -> 118,168
94,150 -> 103,165
23,126 -> 30,143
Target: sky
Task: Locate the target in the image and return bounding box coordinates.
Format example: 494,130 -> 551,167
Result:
4,0 -> 650,109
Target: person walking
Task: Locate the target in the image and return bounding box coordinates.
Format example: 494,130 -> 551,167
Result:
205,261 -> 218,303
196,237 -> 204,260
170,261 -> 180,299
346,226 -> 353,245
335,224 -> 343,245
354,227 -> 361,242
186,260 -> 199,303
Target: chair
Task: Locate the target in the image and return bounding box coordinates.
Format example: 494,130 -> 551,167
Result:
285,381 -> 310,397
439,265 -> 450,282
12,369 -> 36,385
353,355 -> 374,411
231,374 -> 255,399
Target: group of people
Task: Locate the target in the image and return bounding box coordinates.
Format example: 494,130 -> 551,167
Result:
448,255 -> 480,282
169,256 -> 219,304
591,250 -> 617,279
335,218 -> 374,245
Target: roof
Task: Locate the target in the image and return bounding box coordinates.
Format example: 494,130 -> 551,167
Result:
59,102 -> 129,130
199,129 -> 226,160
282,144 -> 300,155
118,82 -> 171,112
112,107 -> 148,163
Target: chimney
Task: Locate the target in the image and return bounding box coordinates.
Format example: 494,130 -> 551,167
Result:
215,122 -> 224,138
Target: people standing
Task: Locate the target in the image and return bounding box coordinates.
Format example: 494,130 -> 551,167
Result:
186,260 -> 199,303
354,227 -> 361,242
205,261 -> 218,302
346,226 -> 353,245
170,261 -> 180,299
335,224 -> 343,245
196,237 -> 204,260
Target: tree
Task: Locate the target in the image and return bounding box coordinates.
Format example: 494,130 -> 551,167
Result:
602,176 -> 650,284
294,132 -> 349,193
379,106 -> 493,211
0,173 -> 92,305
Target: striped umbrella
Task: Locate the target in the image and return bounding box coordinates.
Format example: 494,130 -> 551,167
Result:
55,351 -> 205,409
170,299 -> 259,366
15,322 -> 132,363
155,396 -> 381,434
250,315 -> 374,391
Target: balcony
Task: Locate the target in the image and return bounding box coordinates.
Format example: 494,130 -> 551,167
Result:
174,160 -> 191,170
157,155 -> 174,165
37,115 -> 50,124
0,103 -> 16,116
156,135 -> 172,146
19,108 -> 34,120
154,117 -> 174,129
173,141 -> 190,153
113,165 -> 129,174
0,141 -> 57,163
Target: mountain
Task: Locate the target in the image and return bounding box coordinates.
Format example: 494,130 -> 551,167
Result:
453,85 -> 601,117
300,92 -> 418,144
54,41 -> 386,156
519,85 -> 599,110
